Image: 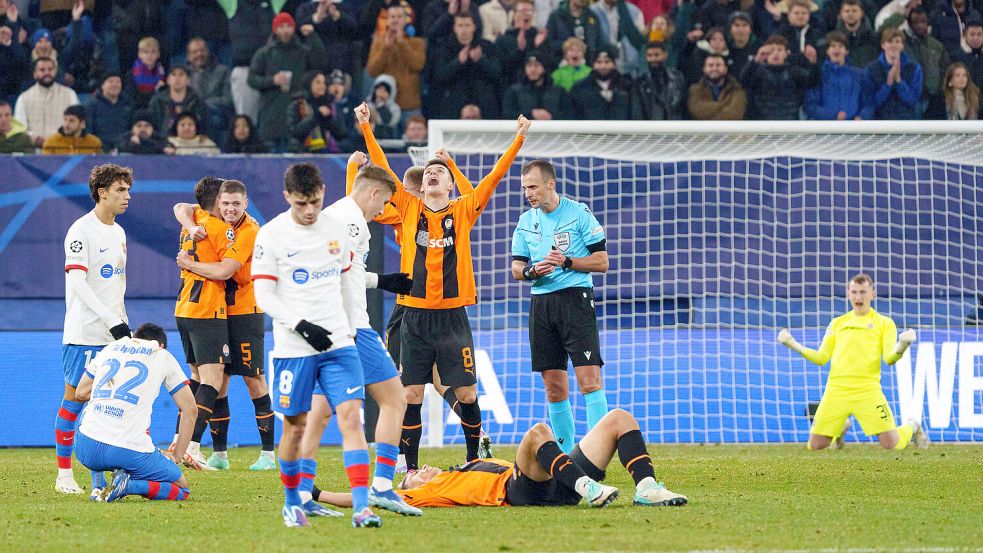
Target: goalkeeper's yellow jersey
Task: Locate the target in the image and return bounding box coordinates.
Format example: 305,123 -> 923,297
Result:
801,309 -> 902,391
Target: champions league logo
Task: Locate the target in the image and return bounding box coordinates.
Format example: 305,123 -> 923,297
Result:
70,240 -> 83,253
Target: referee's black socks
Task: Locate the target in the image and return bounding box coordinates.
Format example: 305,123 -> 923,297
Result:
616,429 -> 656,485
192,384 -> 219,443
400,403 -> 423,471
459,400 -> 482,461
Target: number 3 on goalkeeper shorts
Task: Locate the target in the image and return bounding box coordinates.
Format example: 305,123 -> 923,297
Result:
279,370 -> 293,395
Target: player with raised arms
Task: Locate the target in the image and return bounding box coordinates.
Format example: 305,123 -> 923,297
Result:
74,323 -> 198,502
311,409 -> 687,509
173,179 -> 277,471
59,163 -> 133,497
295,159 -> 423,518
778,273 -> 929,450
511,159 -> 610,453
252,162 -> 381,528
355,103 -> 529,470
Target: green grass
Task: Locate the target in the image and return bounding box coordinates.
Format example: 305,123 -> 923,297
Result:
3,444 -> 982,552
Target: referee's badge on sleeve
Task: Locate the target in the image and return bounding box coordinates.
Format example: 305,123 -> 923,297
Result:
554,232 -> 570,251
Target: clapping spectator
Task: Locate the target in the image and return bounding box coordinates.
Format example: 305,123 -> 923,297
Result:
741,34 -> 820,119
296,0 -> 361,76
551,36 -> 591,90
631,41 -> 686,119
149,64 -> 206,140
287,70 -> 353,153
0,100 -> 34,153
366,3 -> 427,116
591,0 -> 648,76
127,36 -> 165,109
86,73 -> 132,151
368,75 -> 402,139
864,27 -> 923,119
803,31 -> 873,119
222,114 -> 268,153
168,111 -> 219,154
942,61 -> 980,118
496,0 -> 548,84
186,37 -> 233,146
503,50 -> 571,118
429,12 -> 502,119
14,56 -> 79,146
836,0 -> 878,68
41,104 -> 101,154
688,53 -> 748,119
546,0 -> 605,61
571,46 -> 631,118
117,109 -> 173,154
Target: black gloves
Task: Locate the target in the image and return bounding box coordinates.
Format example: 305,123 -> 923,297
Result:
109,322 -> 131,340
295,320 -> 333,351
521,265 -> 541,280
377,272 -> 413,294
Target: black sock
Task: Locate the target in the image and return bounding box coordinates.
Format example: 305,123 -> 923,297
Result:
617,429 -> 655,485
311,483 -> 322,502
442,388 -> 463,418
458,400 -> 482,461
210,396 -> 230,452
253,395 -> 275,451
400,403 -> 423,470
176,380 -> 200,436
192,384 -> 219,443
535,440 -> 587,492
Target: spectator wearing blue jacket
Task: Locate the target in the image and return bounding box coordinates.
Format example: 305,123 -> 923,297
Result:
85,73 -> 132,152
804,31 -> 873,119
864,27 -> 923,119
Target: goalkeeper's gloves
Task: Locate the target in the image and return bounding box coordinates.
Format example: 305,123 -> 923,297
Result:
377,272 -> 413,294
109,322 -> 131,340
777,329 -> 804,354
895,329 -> 916,355
295,320 -> 333,351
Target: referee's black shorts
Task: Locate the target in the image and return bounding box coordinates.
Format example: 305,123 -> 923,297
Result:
399,306 -> 477,388
529,287 -> 603,372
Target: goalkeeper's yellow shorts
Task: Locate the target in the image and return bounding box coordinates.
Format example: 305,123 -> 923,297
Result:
811,386 -> 898,438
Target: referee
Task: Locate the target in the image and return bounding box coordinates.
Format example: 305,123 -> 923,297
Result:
511,160 -> 610,454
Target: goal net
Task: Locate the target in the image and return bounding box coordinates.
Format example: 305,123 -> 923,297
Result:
411,121 -> 983,446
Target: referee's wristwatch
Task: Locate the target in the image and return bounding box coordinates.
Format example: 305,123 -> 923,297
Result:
522,264 -> 539,280
562,256 -> 573,269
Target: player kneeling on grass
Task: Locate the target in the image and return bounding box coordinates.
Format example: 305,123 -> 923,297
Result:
312,409 -> 687,509
74,323 -> 197,502
778,273 -> 928,450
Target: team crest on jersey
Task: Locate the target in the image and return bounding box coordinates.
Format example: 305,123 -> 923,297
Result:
328,240 -> 340,255
226,228 -> 235,241
223,344 -> 230,357
70,240 -> 83,253
280,395 -> 290,408
348,224 -> 359,237
254,245 -> 263,259
554,232 -> 571,252
444,218 -> 453,230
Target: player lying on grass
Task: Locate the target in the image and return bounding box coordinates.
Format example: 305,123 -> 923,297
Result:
778,273 -> 929,450
74,323 -> 197,502
311,409 -> 687,508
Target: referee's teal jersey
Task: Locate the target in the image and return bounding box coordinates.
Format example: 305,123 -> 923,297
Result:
511,197 -> 606,294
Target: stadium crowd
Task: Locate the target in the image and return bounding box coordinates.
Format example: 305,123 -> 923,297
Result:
2,0 -> 982,155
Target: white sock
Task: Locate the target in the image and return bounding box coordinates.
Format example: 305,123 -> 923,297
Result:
372,476 -> 393,492
57,468 -> 75,479
574,475 -> 595,499
214,451 -> 228,460
189,441 -> 200,454
396,453 -> 407,469
299,491 -> 313,503
261,450 -> 275,461
171,434 -> 179,445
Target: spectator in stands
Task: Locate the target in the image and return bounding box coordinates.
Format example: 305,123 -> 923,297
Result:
954,18 -> 983,90
14,56 -> 79,146
366,3 -> 427,116
184,0 -> 230,66
551,36 -> 591,90
420,0 -> 482,40
687,52 -> 748,119
753,0 -> 787,39
634,0 -> 674,25
0,100 -> 34,153
803,31 -> 873,119
546,0 -> 605,61
148,64 -> 206,140
901,7 -> 950,117
116,109 -> 173,154
368,75 -> 402,139
229,0 -> 274,123
931,0 -> 981,57
461,103 -> 483,118
481,0 -> 516,41
631,41 -> 686,119
186,37 -> 233,146
696,0 -> 740,34
113,0 -> 165,79
502,50 -> 572,118
288,70 -> 353,153
571,46 -> 631,118
0,24 -> 29,105
296,0 -> 360,77
779,0 -> 822,56
680,26 -> 730,84
728,12 -> 758,78
1,0 -> 41,46
864,27 -> 923,119
86,73 -> 132,152
429,12 -> 503,119
327,69 -> 358,136
647,14 -> 679,68
41,104 -> 101,154
535,0 -> 560,29
496,0 -> 548,84
168,111 -> 219,154
591,0 -> 647,77
942,61 -> 981,118
874,0 -> 917,33
403,114 -> 427,144
223,114 -> 268,153
58,0 -> 98,94
741,35 -> 819,119
821,0 -> 876,34
836,0 -> 878,68
127,36 -> 165,110
249,11 -> 328,151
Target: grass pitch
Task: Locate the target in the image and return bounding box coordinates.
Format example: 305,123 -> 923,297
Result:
3,444 -> 981,552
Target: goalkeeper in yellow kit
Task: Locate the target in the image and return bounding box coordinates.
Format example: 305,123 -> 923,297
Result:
778,273 -> 928,451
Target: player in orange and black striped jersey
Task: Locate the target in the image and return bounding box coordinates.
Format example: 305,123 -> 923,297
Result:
310,409 -> 688,508
355,104 -> 529,469
173,180 -> 276,471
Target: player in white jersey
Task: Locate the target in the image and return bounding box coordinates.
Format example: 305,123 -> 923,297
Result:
251,162 -> 381,529
58,163 -> 134,497
74,323 -> 198,502
298,159 -> 421,517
